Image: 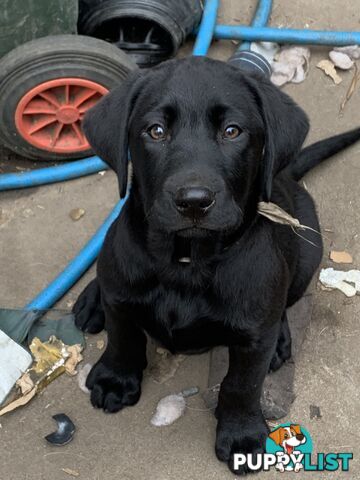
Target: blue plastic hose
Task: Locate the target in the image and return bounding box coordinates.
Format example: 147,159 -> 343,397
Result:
0,157 -> 107,191
193,0 -> 219,56
215,24 -> 360,46
240,0 -> 272,51
25,197 -> 126,310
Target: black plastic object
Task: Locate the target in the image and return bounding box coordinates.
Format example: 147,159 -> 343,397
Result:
45,414 -> 76,446
228,51 -> 272,78
78,0 -> 203,68
0,0 -> 77,58
0,308 -> 84,346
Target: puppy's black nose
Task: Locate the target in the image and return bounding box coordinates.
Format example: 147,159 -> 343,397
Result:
175,187 -> 215,218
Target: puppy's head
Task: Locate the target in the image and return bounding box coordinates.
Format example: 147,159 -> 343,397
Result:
83,57 -> 308,237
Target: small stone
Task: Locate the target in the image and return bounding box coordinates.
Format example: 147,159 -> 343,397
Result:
310,404 -> 322,419
69,208 -> 85,221
329,51 -> 354,70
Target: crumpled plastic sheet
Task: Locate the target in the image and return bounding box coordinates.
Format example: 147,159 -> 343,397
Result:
270,46 -> 311,86
151,394 -> 186,426
319,268 -> 360,297
333,45 -> 360,60
250,43 -> 311,87
0,309 -> 84,346
251,43 -> 360,87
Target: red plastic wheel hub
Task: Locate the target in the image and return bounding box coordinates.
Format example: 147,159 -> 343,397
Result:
15,78 -> 108,154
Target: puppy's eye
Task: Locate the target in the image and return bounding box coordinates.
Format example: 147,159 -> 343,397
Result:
148,124 -> 166,140
223,125 -> 241,139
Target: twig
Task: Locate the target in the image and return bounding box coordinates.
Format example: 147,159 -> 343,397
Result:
339,63 -> 360,114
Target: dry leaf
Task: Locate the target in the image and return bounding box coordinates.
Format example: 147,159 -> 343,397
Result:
16,373 -> 34,395
329,250 -> 353,264
258,202 -> 303,228
69,208 -> 85,221
317,60 -> 342,84
0,388 -> 37,416
61,468 -> 80,477
65,345 -> 83,376
149,350 -> 186,384
96,340 -> 105,350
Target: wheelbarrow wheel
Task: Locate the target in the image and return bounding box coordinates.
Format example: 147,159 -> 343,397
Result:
0,35 -> 137,161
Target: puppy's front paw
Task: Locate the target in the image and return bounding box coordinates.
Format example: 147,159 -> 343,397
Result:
86,361 -> 142,413
215,415 -> 269,476
73,279 -> 105,333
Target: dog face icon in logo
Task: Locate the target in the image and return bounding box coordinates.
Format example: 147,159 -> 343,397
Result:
267,424 -> 311,472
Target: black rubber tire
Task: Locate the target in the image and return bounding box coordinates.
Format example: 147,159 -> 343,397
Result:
0,34 -> 137,161
78,0 -> 203,67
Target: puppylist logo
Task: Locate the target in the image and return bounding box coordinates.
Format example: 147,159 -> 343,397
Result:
233,423 -> 353,473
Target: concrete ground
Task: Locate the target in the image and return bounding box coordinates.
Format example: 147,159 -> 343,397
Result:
1,1 -> 360,478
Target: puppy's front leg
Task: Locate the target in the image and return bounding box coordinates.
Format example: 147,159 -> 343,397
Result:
86,303 -> 147,413
215,331 -> 278,475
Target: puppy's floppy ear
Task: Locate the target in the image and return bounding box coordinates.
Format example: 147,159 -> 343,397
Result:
82,70 -> 144,198
268,428 -> 282,445
246,75 -> 309,201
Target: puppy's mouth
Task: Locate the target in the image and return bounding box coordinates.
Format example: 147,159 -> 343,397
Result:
285,444 -> 294,455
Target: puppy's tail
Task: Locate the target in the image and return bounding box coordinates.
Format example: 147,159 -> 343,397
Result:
291,127 -> 360,181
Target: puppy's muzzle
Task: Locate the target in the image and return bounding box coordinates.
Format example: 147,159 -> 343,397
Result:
175,186 -> 215,219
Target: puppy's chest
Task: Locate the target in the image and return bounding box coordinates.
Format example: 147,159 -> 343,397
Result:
138,286 -> 253,353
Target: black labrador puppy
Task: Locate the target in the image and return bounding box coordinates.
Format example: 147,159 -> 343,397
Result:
73,57 -> 360,475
